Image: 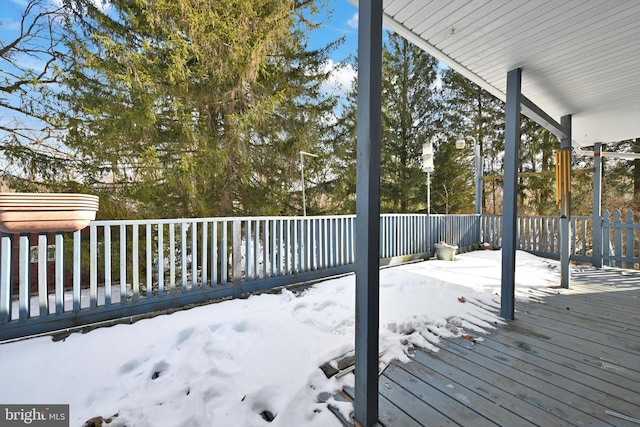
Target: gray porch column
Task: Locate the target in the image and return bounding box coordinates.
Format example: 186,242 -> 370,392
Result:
354,0 -> 383,425
559,115 -> 572,288
500,68 -> 521,320
592,143 -> 603,268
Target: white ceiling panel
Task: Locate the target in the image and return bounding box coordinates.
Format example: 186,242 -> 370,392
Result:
350,0 -> 640,146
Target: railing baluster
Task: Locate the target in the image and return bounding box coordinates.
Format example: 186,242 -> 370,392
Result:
625,211 -> 634,268
270,220 -> 276,277
104,225 -> 111,306
614,211 -> 623,268
73,230 -> 81,311
202,220 -> 208,287
132,225 -> 139,302
532,218 -> 538,253
332,218 -> 338,267
120,225 -> 127,304
221,221 -> 228,285
263,220 -> 270,276
0,233 -> 11,322
254,220 -> 259,278
284,219 -> 290,274
169,223 -> 176,293
157,223 -> 164,297
55,233 -> 63,314
191,221 -> 198,289
90,225 -> 98,308
211,221 -> 217,285
146,224 -> 152,298
293,219 -> 300,273
19,234 -> 30,320
38,234 -> 48,317
320,218 -> 326,269
570,218 -> 577,256
244,220 -> 250,280
337,217 -> 343,266
181,223 -> 188,291
309,218 -> 314,270
312,218 -> 318,269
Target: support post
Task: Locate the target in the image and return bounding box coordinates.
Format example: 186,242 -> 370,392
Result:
501,68 -> 521,320
592,143 -> 603,268
560,115 -> 572,288
355,1 -> 383,425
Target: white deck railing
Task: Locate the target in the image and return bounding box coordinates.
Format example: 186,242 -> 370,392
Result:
0,213 -> 481,340
7,210 -> 635,341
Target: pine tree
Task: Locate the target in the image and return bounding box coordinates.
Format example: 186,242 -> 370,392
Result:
519,117 -> 557,215
324,80 -> 358,214
380,32 -> 439,213
430,135 -> 473,214
329,32 -> 440,214
58,0 -> 338,218
439,68 -> 505,214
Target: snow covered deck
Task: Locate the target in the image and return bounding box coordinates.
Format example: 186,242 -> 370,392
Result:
338,268 -> 640,426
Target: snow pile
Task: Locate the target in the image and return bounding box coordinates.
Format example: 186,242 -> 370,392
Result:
0,250 -> 561,426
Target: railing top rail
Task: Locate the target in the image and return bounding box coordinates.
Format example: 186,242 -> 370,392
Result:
416,214 -> 480,217
90,214 -> 357,226
90,213 -> 483,227
481,214 -> 591,220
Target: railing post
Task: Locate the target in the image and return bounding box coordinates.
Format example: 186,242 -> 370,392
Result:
559,114 -> 572,289
592,142 -> 603,268
559,216 -> 570,287
232,220 -> 242,298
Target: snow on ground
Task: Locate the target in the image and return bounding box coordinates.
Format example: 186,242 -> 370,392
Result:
0,250 -> 562,426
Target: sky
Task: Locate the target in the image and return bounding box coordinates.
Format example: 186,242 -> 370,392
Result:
308,0 -> 360,98
0,250 -> 567,426
310,0 -> 360,62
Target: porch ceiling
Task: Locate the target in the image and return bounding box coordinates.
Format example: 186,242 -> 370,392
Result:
351,0 -> 640,147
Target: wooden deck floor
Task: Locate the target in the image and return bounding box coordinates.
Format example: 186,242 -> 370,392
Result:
338,267 -> 640,426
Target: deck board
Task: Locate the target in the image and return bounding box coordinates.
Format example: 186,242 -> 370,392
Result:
378,268 -> 640,427
468,331 -> 640,416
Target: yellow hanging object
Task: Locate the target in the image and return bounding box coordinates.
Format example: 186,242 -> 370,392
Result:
555,148 -> 571,213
